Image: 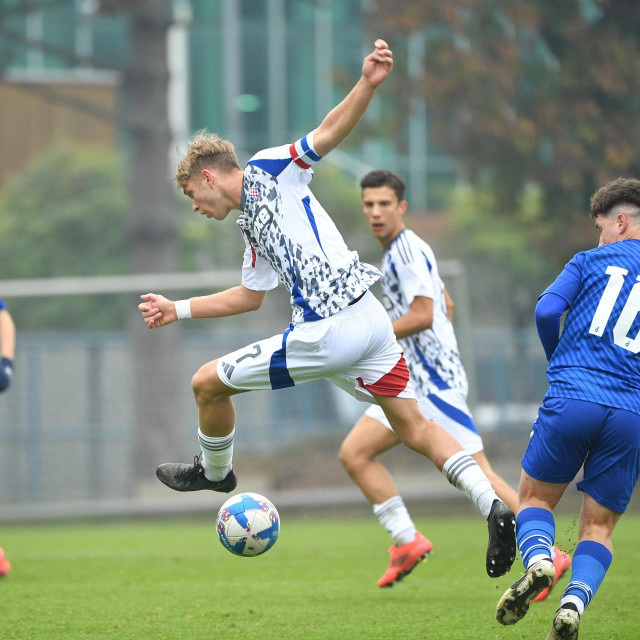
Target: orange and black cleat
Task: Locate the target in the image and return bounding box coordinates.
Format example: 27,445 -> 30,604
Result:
377,531 -> 433,588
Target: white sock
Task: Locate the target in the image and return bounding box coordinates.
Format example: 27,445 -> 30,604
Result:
441,451 -> 498,519
527,553 -> 553,569
198,428 -> 234,481
373,496 -> 416,546
559,595 -> 585,616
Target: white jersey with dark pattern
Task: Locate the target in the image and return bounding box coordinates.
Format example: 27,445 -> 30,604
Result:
381,229 -> 468,396
237,131 -> 381,323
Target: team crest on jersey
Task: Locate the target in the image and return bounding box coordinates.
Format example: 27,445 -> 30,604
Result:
248,184 -> 262,202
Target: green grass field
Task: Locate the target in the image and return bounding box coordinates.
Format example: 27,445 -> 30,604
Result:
1,512 -> 638,639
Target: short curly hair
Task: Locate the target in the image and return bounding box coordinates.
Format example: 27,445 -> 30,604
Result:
589,177 -> 640,220
174,130 -> 241,190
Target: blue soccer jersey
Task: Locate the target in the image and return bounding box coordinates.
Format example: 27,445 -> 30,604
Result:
540,238 -> 640,414
0,299 -> 5,311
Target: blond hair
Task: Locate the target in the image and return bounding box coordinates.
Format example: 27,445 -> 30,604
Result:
174,130 -> 241,190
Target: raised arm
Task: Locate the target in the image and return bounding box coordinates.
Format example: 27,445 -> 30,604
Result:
139,285 -> 266,329
312,39 -> 393,157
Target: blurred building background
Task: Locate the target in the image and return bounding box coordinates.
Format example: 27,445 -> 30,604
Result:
1,0 -> 638,519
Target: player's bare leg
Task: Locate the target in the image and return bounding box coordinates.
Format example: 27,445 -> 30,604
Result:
340,416 -> 402,504
340,416 -> 432,587
156,358 -> 244,493
376,394 -> 516,577
191,359 -> 245,437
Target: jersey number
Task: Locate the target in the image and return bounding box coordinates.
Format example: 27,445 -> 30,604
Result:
589,265 -> 640,353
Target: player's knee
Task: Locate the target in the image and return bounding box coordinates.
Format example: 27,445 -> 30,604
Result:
191,363 -> 219,399
338,441 -> 366,474
192,361 -> 234,406
339,442 -> 355,471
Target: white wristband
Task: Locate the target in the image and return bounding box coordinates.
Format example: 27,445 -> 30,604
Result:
175,299 -> 192,320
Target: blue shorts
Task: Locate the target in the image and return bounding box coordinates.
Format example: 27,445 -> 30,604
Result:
522,396 -> 640,513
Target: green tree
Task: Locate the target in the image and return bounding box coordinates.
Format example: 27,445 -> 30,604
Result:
444,180 -> 561,326
372,1 -> 640,211
0,143 -> 129,330
367,0 -> 638,322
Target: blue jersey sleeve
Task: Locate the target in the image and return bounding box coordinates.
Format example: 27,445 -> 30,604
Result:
539,252 -> 586,306
535,292 -> 569,360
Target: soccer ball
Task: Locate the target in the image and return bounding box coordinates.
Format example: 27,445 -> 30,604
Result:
216,492 -> 280,557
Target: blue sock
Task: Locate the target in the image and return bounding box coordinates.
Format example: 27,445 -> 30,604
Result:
560,540 -> 612,614
516,507 -> 555,569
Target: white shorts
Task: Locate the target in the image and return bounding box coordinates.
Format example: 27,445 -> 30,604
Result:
364,386 -> 484,454
217,290 -> 416,403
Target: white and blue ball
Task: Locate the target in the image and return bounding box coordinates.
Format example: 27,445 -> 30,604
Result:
216,492 -> 280,557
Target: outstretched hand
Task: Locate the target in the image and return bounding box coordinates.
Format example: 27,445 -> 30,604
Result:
138,293 -> 177,329
362,39 -> 393,88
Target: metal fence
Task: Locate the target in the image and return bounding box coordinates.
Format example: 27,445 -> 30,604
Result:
0,323 -> 548,513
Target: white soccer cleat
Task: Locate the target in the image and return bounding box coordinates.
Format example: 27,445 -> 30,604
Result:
496,558 -> 555,625
545,603 -> 581,640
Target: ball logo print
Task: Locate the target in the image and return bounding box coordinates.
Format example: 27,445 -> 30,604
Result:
216,492 -> 280,557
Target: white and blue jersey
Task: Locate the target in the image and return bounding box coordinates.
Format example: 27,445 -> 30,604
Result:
365,229 -> 482,452
237,132 -> 381,323
381,229 -> 467,397
541,239 -> 640,415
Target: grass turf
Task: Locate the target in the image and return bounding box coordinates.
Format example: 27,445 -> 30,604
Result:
0,512 -> 638,639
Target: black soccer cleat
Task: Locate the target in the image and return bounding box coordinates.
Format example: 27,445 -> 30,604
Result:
156,455 -> 237,493
486,499 -> 517,578
496,558 -> 555,625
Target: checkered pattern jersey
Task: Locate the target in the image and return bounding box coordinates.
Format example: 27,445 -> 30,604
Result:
236,131 -> 381,324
